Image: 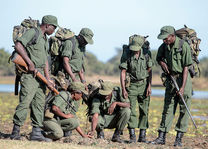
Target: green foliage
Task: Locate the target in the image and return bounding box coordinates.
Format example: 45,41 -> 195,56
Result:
0,48 -> 15,76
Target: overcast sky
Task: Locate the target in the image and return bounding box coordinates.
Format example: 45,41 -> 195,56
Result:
0,0 -> 207,62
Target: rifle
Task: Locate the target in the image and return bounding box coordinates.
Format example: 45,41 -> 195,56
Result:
167,74 -> 197,129
11,52 -> 76,112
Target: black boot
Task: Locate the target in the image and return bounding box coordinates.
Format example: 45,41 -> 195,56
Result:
64,130 -> 72,137
10,124 -> 21,140
138,129 -> 148,143
174,131 -> 184,147
30,127 -> 52,142
111,129 -> 124,143
151,131 -> 166,145
97,130 -> 104,139
128,128 -> 136,143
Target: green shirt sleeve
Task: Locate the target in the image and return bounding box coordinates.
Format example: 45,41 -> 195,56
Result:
61,40 -> 73,59
16,28 -> 36,48
91,98 -> 101,115
52,91 -> 68,110
182,42 -> 193,67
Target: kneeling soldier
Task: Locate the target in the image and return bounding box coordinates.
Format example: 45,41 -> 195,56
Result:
88,81 -> 130,143
43,74 -> 91,140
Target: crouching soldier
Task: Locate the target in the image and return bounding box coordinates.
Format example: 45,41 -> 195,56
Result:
88,81 -> 130,143
43,73 -> 91,140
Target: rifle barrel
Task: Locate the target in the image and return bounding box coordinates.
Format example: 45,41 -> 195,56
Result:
170,75 -> 197,129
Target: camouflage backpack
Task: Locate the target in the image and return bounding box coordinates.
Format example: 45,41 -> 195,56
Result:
13,17 -> 40,45
48,28 -> 75,75
175,25 -> 201,78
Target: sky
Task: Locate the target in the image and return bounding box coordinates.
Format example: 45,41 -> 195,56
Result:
0,0 -> 208,62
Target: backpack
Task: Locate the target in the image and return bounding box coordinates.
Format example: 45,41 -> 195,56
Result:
11,17 -> 40,95
13,17 -> 40,45
48,28 -> 75,75
175,25 -> 201,78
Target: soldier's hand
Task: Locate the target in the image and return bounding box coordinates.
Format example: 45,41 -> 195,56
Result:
146,84 -> 151,97
160,61 -> 170,74
87,131 -> 94,137
28,62 -> 36,73
47,80 -> 55,91
122,89 -> 128,99
108,102 -> 117,115
177,87 -> 184,97
65,113 -> 74,119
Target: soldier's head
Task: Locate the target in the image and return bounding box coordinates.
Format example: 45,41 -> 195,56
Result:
69,82 -> 88,101
41,15 -> 58,35
99,81 -> 114,100
129,35 -> 145,54
158,26 -> 176,45
77,28 -> 94,47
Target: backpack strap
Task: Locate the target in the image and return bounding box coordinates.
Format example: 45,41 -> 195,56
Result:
27,27 -> 40,46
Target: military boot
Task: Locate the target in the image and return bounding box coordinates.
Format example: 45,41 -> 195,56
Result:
128,128 -> 136,143
138,129 -> 148,143
97,130 -> 104,139
174,131 -> 184,147
111,129 -> 124,143
30,127 -> 52,142
151,131 -> 166,145
64,130 -> 72,137
10,124 -> 21,140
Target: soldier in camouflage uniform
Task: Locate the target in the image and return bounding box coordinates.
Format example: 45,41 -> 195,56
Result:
43,76 -> 91,140
119,35 -> 153,143
151,26 -> 193,147
10,15 -> 58,142
88,81 -> 130,143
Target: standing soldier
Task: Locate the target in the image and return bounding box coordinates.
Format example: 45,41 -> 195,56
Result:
151,26 -> 193,147
119,35 -> 153,143
61,28 -> 94,84
88,81 -> 130,143
10,15 -> 58,141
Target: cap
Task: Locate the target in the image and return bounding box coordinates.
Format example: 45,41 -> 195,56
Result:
157,26 -> 175,39
70,82 -> 88,95
99,81 -> 114,96
79,28 -> 94,44
129,35 -> 145,51
42,15 -> 58,27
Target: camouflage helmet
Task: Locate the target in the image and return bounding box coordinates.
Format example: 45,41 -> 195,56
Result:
52,71 -> 69,90
99,81 -> 114,96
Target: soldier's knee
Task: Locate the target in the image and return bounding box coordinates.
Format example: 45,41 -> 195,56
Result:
121,108 -> 131,117
53,130 -> 64,139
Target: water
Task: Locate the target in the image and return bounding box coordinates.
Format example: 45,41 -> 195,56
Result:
0,84 -> 208,99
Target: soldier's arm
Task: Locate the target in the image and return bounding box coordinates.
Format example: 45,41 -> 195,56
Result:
76,126 -> 92,138
63,57 -> 77,81
108,101 -> 130,115
120,69 -> 128,99
78,68 -> 86,84
88,113 -> 99,136
52,105 -> 74,119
